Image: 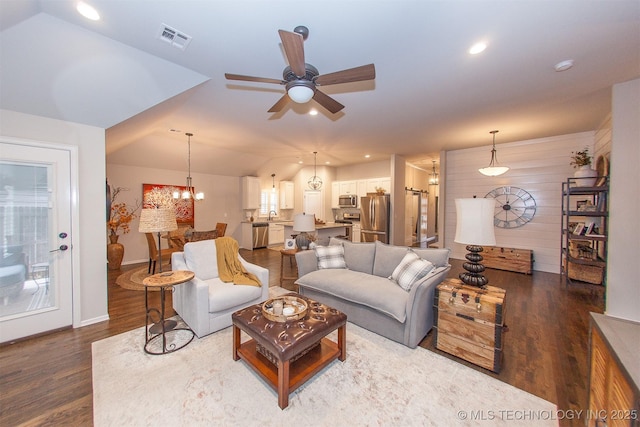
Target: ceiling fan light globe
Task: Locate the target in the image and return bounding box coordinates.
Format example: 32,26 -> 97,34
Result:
288,85 -> 314,103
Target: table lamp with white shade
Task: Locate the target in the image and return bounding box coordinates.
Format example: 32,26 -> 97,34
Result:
454,197 -> 496,288
138,208 -> 178,273
293,213 -> 316,250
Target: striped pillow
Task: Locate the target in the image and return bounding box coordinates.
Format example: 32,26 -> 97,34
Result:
390,250 -> 434,291
315,245 -> 347,270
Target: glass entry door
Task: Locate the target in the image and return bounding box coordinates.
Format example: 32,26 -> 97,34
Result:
0,141 -> 73,343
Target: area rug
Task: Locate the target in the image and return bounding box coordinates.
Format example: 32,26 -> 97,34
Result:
92,322 -> 557,426
115,262 -> 171,291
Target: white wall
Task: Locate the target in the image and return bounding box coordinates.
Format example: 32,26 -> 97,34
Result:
607,78 -> 640,322
335,160 -> 390,181
443,132 -> 594,273
1,109 -> 108,326
106,163 -> 243,264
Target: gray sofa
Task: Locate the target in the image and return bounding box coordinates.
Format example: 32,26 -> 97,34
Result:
295,239 -> 451,348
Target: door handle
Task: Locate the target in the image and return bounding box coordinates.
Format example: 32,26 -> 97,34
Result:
50,244 -> 69,253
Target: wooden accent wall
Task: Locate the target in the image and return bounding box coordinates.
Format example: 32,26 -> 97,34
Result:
443,132 -> 596,274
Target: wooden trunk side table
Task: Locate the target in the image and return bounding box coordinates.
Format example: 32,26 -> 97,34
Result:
434,278 -> 507,373
142,270 -> 195,355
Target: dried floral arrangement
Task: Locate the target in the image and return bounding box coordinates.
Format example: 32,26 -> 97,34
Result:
570,147 -> 592,168
107,187 -> 140,236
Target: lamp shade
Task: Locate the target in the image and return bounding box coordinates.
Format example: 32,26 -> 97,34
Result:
478,166 -> 510,177
454,198 -> 496,246
293,213 -> 315,232
138,208 -> 178,233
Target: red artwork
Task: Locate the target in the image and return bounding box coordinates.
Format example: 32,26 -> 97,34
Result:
142,183 -> 194,226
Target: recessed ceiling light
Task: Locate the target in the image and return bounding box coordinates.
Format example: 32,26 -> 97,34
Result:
365,154 -> 370,159
76,2 -> 100,21
554,59 -> 574,72
309,109 -> 318,116
325,161 -> 330,165
469,42 -> 487,55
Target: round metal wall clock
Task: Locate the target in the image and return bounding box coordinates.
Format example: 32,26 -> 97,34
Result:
484,186 -> 536,228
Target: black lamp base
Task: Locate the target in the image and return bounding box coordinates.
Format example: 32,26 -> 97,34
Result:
458,245 -> 489,288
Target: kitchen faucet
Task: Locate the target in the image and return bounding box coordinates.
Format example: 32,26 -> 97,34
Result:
268,210 -> 277,221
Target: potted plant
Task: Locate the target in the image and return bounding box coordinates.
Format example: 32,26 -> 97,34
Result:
570,147 -> 597,187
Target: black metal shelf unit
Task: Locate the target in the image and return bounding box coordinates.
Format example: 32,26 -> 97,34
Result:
561,177 -> 609,287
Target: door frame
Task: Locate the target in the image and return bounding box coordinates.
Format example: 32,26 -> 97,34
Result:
1,135 -> 81,330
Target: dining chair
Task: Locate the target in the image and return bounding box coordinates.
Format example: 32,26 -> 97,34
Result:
145,233 -> 179,274
215,222 -> 228,237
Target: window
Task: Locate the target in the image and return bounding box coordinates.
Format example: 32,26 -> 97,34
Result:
260,189 -> 278,216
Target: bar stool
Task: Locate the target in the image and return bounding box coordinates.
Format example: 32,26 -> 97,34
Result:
280,248 -> 299,286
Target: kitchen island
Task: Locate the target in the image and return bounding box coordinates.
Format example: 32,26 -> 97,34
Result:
280,222 -> 353,246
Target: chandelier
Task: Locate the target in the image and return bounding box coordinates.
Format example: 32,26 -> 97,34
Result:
429,160 -> 439,185
307,151 -> 323,190
478,130 -> 509,177
174,132 -> 204,201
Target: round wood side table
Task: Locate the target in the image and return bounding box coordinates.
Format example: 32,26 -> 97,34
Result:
280,249 -> 299,286
142,270 -> 195,355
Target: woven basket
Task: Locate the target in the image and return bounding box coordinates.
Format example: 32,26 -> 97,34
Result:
568,262 -> 603,284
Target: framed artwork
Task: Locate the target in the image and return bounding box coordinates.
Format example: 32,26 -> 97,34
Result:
573,222 -> 585,235
585,223 -> 595,235
285,239 -> 296,250
142,183 -> 194,226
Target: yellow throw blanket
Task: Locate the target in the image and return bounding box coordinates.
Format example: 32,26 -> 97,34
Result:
215,237 -> 261,287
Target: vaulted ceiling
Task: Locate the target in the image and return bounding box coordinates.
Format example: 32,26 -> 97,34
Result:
1,0 -> 638,177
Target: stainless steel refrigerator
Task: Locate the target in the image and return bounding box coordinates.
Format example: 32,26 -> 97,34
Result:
360,194 -> 390,243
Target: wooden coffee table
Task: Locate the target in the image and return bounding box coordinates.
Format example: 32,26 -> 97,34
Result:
232,293 -> 347,409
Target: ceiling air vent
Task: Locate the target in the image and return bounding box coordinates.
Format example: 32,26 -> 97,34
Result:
157,24 -> 192,51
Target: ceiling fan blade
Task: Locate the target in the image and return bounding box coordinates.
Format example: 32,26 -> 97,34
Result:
225,73 -> 284,85
278,30 -> 306,78
268,94 -> 290,113
314,64 -> 376,86
312,90 -> 345,114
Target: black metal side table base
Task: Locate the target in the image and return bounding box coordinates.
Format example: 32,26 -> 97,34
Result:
142,270 -> 196,355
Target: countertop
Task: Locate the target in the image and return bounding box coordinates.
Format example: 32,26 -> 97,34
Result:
281,222 -> 353,230
590,312 -> 640,391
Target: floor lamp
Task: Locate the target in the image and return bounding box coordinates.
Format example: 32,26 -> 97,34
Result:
454,198 -> 496,288
138,208 -> 178,273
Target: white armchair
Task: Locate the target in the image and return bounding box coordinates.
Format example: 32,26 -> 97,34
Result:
171,239 -> 269,337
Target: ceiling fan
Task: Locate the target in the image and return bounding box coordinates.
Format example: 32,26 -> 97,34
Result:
224,26 -> 375,114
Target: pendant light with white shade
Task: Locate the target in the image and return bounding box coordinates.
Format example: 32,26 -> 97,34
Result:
478,130 -> 510,177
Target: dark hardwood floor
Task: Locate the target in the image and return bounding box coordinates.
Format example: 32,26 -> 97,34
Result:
0,247 -> 604,426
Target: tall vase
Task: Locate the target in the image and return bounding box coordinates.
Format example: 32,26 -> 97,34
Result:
574,165 -> 597,187
107,234 -> 124,270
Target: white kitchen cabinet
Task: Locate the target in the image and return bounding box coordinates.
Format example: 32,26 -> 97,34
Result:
339,180 -> 357,195
357,180 -> 367,200
366,177 -> 391,194
331,182 -> 340,208
241,176 -> 260,210
268,223 -> 285,245
279,181 -> 295,209
240,222 -> 254,250
352,223 -> 362,242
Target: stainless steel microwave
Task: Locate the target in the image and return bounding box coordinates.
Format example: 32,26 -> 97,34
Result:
338,194 -> 358,208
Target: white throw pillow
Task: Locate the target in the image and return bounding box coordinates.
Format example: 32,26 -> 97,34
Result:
389,250 -> 434,291
315,245 -> 347,270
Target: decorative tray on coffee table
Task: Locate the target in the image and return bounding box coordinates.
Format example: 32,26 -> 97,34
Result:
262,296 -> 308,322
